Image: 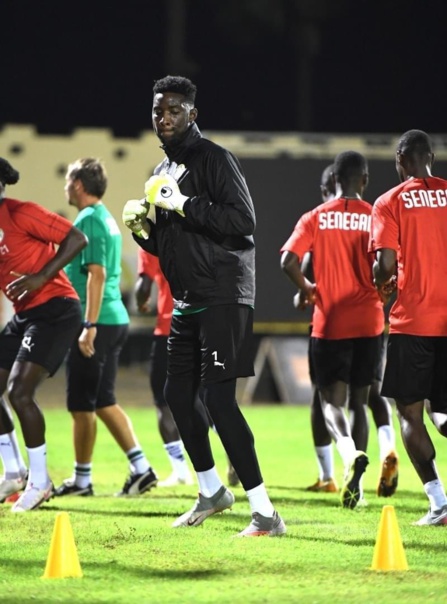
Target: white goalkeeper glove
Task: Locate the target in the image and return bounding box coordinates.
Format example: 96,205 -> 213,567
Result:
122,198 -> 150,239
144,174 -> 188,217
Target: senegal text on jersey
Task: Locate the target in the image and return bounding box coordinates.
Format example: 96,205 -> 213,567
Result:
402,189 -> 447,209
318,212 -> 371,232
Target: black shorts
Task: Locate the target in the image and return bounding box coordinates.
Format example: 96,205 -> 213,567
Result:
381,334 -> 447,409
310,334 -> 383,388
149,335 -> 168,408
168,304 -> 255,384
0,297 -> 81,376
66,324 -> 128,412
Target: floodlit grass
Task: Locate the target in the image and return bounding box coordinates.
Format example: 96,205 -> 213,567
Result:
1,404 -> 447,604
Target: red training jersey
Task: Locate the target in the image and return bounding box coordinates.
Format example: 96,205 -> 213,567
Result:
281,197 -> 384,339
0,198 -> 78,312
137,248 -> 173,336
369,176 -> 447,336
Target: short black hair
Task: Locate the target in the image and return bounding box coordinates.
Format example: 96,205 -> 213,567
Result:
0,158 -> 19,186
153,75 -> 197,104
67,158 -> 107,198
397,129 -> 432,156
333,151 -> 368,182
321,164 -> 335,194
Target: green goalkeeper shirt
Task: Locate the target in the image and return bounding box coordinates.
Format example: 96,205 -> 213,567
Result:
66,202 -> 129,325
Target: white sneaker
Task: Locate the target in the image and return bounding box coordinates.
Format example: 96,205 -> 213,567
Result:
159,472 -> 194,487
0,475 -> 27,503
172,486 -> 235,527
11,482 -> 53,513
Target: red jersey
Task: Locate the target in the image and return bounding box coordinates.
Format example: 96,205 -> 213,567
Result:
0,198 -> 78,313
137,249 -> 173,336
370,176 -> 447,336
281,197 -> 384,339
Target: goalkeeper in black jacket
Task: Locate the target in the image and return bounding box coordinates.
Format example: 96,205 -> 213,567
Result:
123,75 -> 285,537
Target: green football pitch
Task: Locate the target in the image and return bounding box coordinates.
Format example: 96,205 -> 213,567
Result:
1,398 -> 447,604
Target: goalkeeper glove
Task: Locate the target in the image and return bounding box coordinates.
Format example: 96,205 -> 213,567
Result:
144,174 -> 188,217
122,199 -> 149,240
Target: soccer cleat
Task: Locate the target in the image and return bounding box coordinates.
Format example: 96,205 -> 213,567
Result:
115,467 -> 158,496
377,452 -> 399,497
11,482 -> 53,512
172,485 -> 235,528
158,472 -> 194,487
227,464 -> 240,487
53,479 -> 94,497
414,504 -> 447,526
341,451 -> 369,510
306,478 -> 339,493
0,474 -> 27,503
237,511 -> 286,537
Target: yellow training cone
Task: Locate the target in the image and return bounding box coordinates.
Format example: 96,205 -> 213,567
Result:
371,505 -> 408,571
42,512 -> 83,579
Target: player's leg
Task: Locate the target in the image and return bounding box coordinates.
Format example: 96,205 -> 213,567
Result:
95,325 -> 157,496
397,399 -> 447,525
0,375 -> 28,502
425,399 -> 447,436
348,385 -> 370,454
202,392 -> 240,487
308,328 -> 337,492
9,298 -> 81,511
150,335 -> 192,486
199,305 -> 285,536
0,323 -> 30,502
311,337 -> 368,509
425,336 -> 447,438
383,334 -> 447,524
368,332 -> 398,497
55,327 -> 101,497
163,313 -> 214,470
369,380 -> 399,497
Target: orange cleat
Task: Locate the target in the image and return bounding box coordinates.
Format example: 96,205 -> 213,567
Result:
306,478 -> 339,493
377,452 -> 399,497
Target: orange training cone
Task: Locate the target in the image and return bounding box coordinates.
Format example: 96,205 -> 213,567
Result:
371,505 -> 408,571
42,512 -> 83,579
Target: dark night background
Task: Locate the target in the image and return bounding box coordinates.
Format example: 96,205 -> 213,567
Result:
2,0 -> 447,137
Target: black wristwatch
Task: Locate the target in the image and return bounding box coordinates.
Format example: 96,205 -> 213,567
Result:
82,320 -> 97,329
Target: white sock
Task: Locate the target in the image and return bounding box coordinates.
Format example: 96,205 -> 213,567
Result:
164,440 -> 191,480
315,445 -> 334,481
9,430 -> 27,476
377,425 -> 396,461
196,466 -> 223,497
126,446 -> 150,475
74,462 -> 92,488
26,443 -> 50,488
246,483 -> 275,517
0,432 -> 22,477
336,436 -> 357,474
424,478 -> 447,510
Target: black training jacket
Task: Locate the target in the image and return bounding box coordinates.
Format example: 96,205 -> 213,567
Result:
133,123 -> 256,311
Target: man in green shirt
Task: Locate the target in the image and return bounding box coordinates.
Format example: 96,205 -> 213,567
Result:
54,157 -> 158,497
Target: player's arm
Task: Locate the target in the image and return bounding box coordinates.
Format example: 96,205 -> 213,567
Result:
6,226 -> 87,301
280,250 -> 316,309
373,248 -> 397,304
78,263 -> 105,358
135,273 -> 153,313
300,251 -> 314,282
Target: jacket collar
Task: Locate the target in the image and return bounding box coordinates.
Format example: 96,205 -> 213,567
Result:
161,122 -> 202,163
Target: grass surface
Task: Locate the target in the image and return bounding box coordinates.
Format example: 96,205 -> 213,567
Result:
1,403 -> 447,604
